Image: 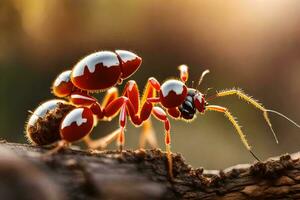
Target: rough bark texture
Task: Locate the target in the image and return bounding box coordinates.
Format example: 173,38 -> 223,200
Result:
0,141 -> 299,200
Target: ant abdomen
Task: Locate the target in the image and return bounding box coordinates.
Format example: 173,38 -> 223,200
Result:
26,99 -> 74,145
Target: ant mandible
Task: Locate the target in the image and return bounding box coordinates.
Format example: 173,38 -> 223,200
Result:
26,50 -> 300,179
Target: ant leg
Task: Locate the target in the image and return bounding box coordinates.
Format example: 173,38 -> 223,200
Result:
83,88 -> 120,148
102,97 -> 134,151
123,79 -> 160,148
100,87 -> 119,121
139,118 -> 158,149
43,140 -> 69,157
122,81 -> 140,114
167,107 -> 181,119
118,104 -> 127,151
83,128 -> 121,149
141,77 -> 160,104
69,91 -> 97,106
138,78 -> 160,148
152,106 -> 174,179
84,87 -> 120,148
207,88 -> 281,143
206,105 -> 260,161
84,91 -> 135,150
88,79 -> 160,151
101,87 -> 119,110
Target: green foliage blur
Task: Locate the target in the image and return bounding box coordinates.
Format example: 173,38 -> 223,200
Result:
0,0 -> 299,169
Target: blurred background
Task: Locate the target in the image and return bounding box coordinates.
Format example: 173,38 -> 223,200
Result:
0,0 -> 299,169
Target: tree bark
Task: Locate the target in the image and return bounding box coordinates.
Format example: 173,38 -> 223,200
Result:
0,141 -> 299,200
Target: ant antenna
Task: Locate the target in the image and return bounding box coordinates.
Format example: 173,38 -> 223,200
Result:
264,109 -> 300,144
266,109 -> 300,128
204,87 -> 213,95
191,81 -> 195,88
250,150 -> 261,162
196,69 -> 210,90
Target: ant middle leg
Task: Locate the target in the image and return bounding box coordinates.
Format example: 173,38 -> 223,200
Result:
84,84 -> 156,151
152,106 -> 174,179
123,80 -> 175,177
123,79 -> 160,149
83,87 -> 120,149
101,87 -> 119,109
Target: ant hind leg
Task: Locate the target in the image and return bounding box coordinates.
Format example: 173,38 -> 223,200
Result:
84,128 -> 122,150
43,140 -> 69,157
139,118 -> 158,149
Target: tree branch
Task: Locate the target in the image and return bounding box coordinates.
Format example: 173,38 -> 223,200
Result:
0,141 -> 299,200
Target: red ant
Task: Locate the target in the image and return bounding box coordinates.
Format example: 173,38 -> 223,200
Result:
26,50 -> 300,179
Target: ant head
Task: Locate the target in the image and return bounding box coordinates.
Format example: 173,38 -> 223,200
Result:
178,88 -> 206,120
175,65 -> 209,119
